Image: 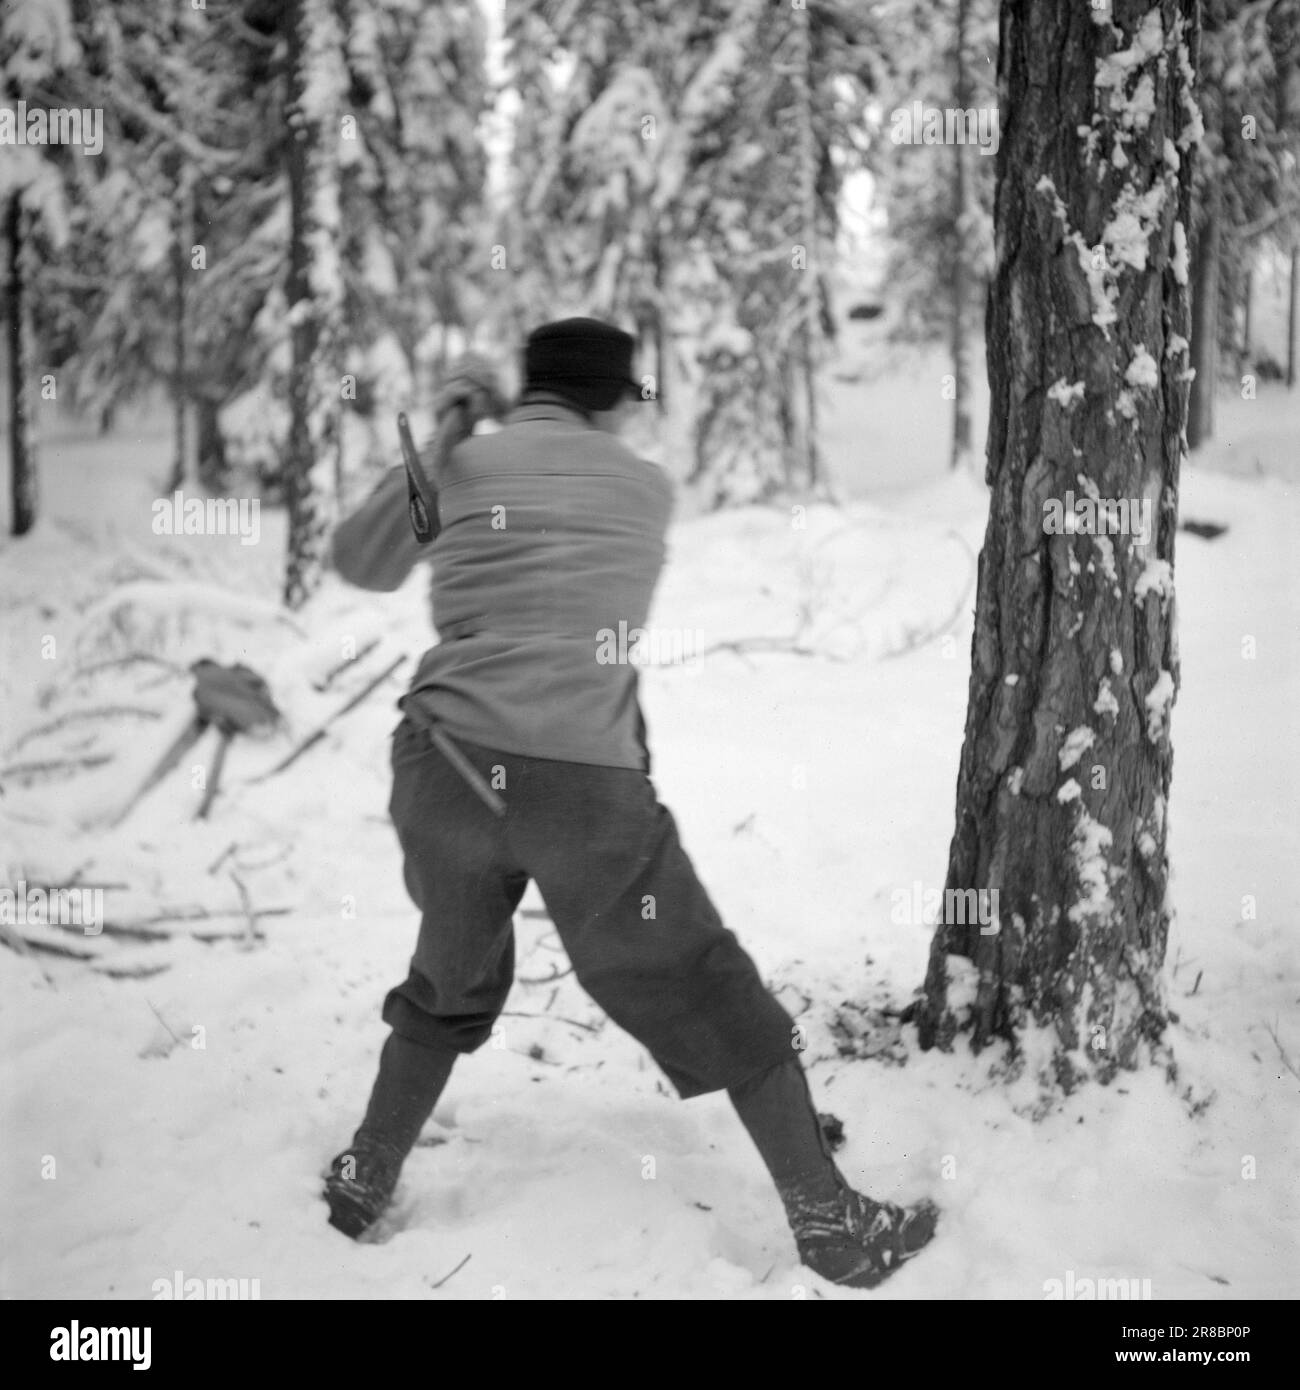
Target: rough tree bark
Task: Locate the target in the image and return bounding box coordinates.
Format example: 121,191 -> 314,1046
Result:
916,0 -> 1199,1089
283,0 -> 343,610
7,193 -> 36,537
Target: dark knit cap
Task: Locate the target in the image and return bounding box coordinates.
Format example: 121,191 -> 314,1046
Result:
523,317 -> 642,413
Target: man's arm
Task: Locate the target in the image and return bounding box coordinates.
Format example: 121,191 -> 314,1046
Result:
331,465 -> 431,592
332,354 -> 506,592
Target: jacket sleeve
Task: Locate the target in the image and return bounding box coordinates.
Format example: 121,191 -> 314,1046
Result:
331,465 -> 431,592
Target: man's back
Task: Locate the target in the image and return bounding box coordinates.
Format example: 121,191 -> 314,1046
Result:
404,396 -> 674,769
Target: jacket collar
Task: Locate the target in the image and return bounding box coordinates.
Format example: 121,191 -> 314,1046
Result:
506,391 -> 594,428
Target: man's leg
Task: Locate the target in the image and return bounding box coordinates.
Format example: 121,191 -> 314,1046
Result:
728,1060 -> 938,1287
325,719 -> 526,1237
509,754 -> 937,1286
509,757 -> 794,1098
326,1034 -> 460,1237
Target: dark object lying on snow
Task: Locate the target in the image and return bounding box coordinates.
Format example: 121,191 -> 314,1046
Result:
110,660 -> 281,826
1180,519 -> 1229,541
818,1111 -> 846,1152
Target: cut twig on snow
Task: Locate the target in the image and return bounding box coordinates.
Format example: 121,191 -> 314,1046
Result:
694,634 -> 828,664
500,1009 -> 602,1034
0,753 -> 114,782
229,871 -> 265,947
1263,1020 -> 1300,1083
518,963 -> 574,986
47,905 -> 292,942
430,1253 -> 472,1290
252,654 -> 406,782
207,841 -> 239,875
5,706 -> 163,754
314,638 -> 381,692
94,960 -> 172,980
70,654 -> 187,686
146,1000 -> 186,1046
6,930 -> 100,960
0,920 -> 59,982
140,998 -> 186,1059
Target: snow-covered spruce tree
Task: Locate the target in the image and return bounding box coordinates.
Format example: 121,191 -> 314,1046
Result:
38,0 -> 277,490
869,0 -> 998,473
1187,0 -> 1300,445
283,0 -> 346,610
499,0 -> 676,356
681,0 -> 874,502
336,0 -> 491,387
915,0 -> 1200,1088
501,1 -> 872,499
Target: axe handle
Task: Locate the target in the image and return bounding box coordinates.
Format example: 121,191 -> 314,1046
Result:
195,728 -> 233,820
108,714 -> 209,828
398,412 -> 440,544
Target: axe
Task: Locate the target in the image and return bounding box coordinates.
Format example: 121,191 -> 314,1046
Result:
398,411 -> 439,545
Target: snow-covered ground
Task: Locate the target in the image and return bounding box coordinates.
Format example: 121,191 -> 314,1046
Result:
1,365 -> 1296,1300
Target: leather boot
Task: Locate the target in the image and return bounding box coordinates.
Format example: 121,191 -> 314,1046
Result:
729,1058 -> 938,1288
324,1032 -> 457,1238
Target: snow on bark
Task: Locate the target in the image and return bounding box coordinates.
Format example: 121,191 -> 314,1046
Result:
1093,677 -> 1120,718
1058,726 -> 1097,770
1125,345 -> 1160,389
1144,669 -> 1175,741
1171,221 -> 1189,285
1048,378 -> 1086,406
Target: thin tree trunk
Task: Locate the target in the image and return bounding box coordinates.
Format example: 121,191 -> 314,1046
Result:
167,172 -> 191,494
7,194 -> 36,537
1240,265 -> 1252,372
1288,244 -> 1298,389
790,0 -> 820,493
1187,172 -> 1220,448
196,396 -> 228,493
951,0 -> 974,472
916,0 -> 1197,1087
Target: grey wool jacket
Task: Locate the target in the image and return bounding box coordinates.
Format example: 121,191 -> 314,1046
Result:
332,396 -> 675,770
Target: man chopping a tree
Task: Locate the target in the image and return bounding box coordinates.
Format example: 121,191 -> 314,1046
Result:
326,316 -> 937,1288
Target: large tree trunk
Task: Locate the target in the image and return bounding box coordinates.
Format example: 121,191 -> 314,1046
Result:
950,0 -> 975,472
283,0 -> 342,610
7,194 -> 36,537
1186,171 -> 1220,449
915,0 -> 1198,1089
